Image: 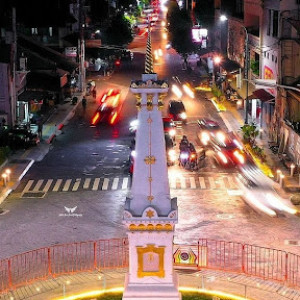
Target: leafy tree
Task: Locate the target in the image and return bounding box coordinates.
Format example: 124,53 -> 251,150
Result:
105,13 -> 133,46
211,84 -> 223,101
167,8 -> 195,64
118,0 -> 137,10
241,123 -> 259,147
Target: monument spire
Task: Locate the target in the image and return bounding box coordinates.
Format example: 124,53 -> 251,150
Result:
145,26 -> 154,74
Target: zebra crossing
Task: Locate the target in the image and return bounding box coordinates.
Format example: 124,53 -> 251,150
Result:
20,175 -> 238,197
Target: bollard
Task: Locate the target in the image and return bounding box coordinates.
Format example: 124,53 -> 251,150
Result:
276,169 -> 281,182
280,174 -> 285,188
2,173 -> 7,187
290,164 -> 295,177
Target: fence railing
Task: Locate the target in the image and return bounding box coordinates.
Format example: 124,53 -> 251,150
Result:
1,238 -> 300,294
0,238 -> 128,293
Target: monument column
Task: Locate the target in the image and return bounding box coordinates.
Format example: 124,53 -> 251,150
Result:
123,27 -> 181,300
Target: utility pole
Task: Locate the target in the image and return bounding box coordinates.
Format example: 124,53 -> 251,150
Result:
10,7 -> 17,127
78,0 -> 86,93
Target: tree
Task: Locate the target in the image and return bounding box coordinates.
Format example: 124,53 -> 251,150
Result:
241,123 -> 259,147
105,13 -> 133,46
167,8 -> 195,64
211,84 -> 223,102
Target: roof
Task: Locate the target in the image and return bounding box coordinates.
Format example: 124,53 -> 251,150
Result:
249,89 -> 275,102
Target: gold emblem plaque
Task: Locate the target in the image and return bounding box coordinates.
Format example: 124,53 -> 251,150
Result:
137,244 -> 165,278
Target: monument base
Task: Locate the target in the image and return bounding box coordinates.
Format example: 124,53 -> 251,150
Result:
122,273 -> 181,300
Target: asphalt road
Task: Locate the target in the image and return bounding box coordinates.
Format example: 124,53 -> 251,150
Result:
1,22 -> 300,259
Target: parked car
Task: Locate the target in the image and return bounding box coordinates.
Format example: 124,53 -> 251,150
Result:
168,100 -> 187,124
7,127 -> 39,149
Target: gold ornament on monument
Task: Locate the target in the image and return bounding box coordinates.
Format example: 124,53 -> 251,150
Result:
135,93 -> 142,110
146,94 -> 153,111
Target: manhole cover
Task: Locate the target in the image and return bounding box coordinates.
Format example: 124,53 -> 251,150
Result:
22,192 -> 46,198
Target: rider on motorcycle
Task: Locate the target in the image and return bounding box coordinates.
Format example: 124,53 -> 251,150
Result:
179,136 -> 190,166
179,135 -> 189,152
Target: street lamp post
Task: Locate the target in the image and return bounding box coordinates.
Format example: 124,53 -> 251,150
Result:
244,27 -> 249,124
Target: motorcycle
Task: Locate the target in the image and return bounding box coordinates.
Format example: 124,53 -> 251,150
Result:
179,151 -> 189,167
188,151 -> 198,170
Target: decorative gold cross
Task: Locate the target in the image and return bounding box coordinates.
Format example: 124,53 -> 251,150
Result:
144,155 -> 156,165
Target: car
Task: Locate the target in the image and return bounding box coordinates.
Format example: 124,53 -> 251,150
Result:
163,117 -> 176,140
130,117 -> 176,139
7,127 -> 39,149
168,100 -> 187,124
91,91 -> 121,126
99,89 -> 120,104
211,133 -> 245,167
236,166 -> 297,217
197,118 -> 222,146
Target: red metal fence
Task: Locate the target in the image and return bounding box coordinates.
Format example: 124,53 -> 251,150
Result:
0,238 -> 128,293
1,238 -> 300,294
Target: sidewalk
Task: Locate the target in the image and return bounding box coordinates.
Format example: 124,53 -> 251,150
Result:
0,94 -> 83,207
207,84 -> 300,197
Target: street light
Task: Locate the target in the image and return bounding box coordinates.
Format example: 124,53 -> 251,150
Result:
220,15 -> 249,124
243,26 -> 250,124
213,55 -> 222,86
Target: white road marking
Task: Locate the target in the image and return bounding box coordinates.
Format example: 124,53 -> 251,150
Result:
53,179 -> 62,192
180,177 -> 186,189
62,179 -> 72,192
92,178 -> 100,191
33,180 -> 43,192
112,178 -> 119,190
83,178 -> 91,189
102,178 -> 109,190
72,179 -> 81,191
122,178 -> 129,189
23,180 -> 34,193
199,177 -> 206,189
190,177 -> 196,189
43,179 -> 53,192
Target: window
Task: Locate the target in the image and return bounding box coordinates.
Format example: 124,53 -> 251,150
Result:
49,27 -> 52,37
267,52 -> 269,59
267,10 -> 271,36
31,28 -> 38,35
273,10 -> 279,37
272,54 -> 274,61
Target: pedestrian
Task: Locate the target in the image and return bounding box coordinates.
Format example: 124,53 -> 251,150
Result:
92,88 -> 97,99
82,97 -> 87,110
37,121 -> 43,140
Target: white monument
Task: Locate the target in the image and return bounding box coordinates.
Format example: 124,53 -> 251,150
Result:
122,27 -> 181,300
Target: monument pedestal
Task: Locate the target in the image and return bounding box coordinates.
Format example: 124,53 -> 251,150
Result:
123,273 -> 181,300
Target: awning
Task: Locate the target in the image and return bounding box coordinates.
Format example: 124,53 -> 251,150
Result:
249,89 -> 275,102
220,58 -> 241,74
18,91 -> 47,102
